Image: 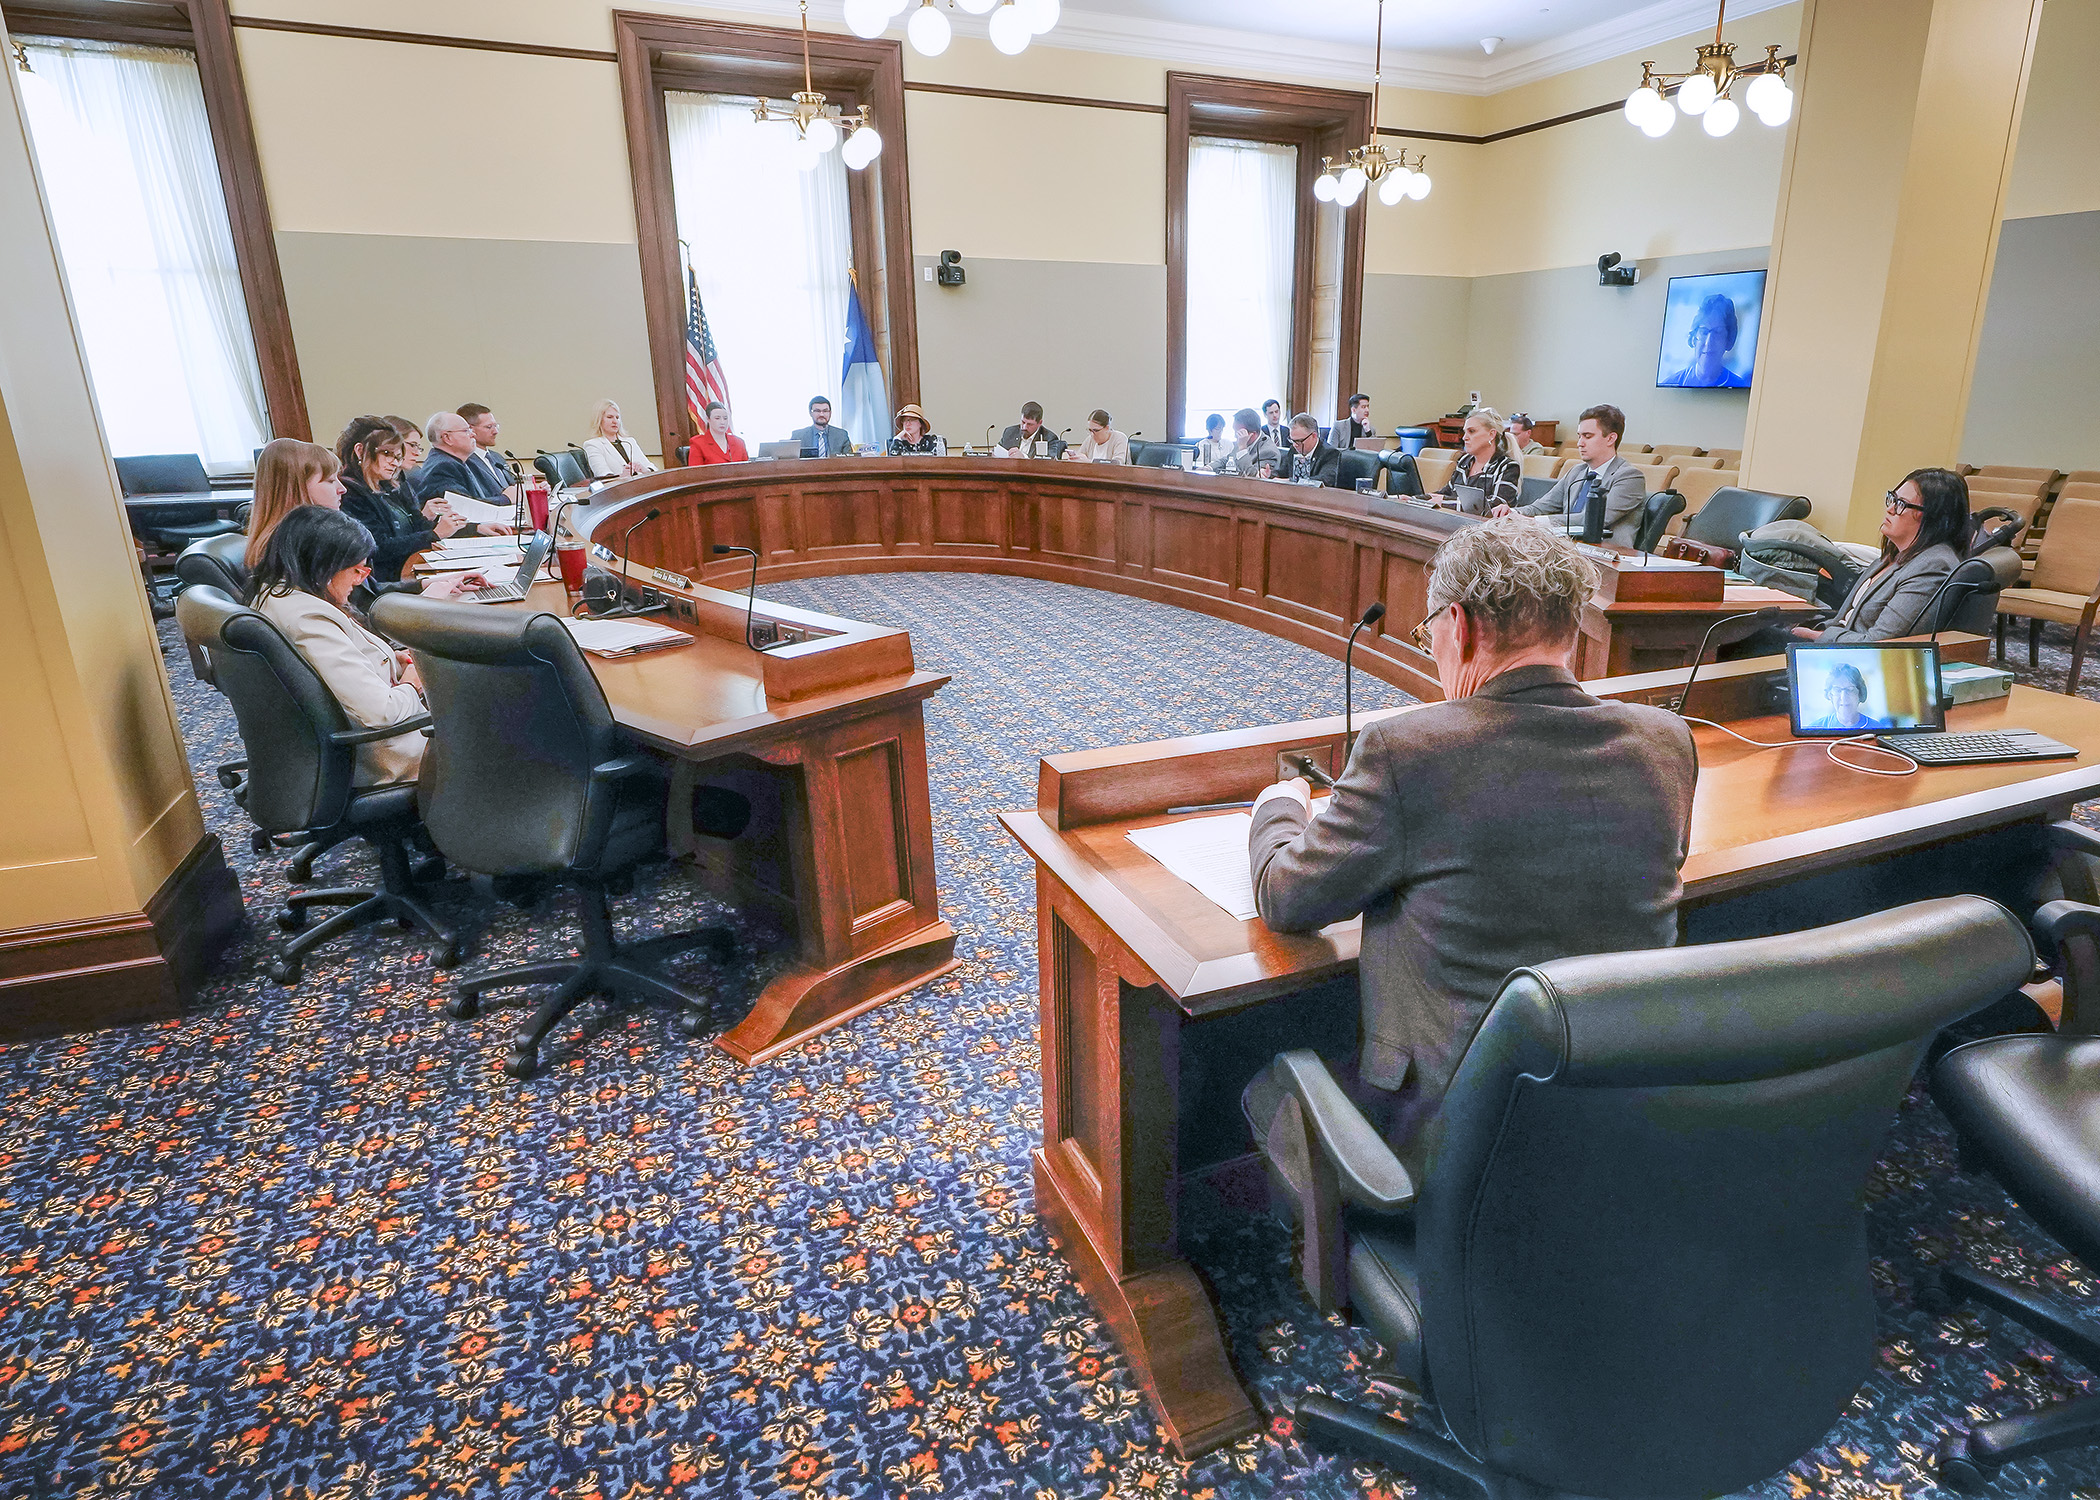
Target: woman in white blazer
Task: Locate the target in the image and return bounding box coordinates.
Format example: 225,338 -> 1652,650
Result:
252,507 -> 429,787
582,399 -> 659,480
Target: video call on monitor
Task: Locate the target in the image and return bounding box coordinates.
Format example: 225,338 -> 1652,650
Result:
1656,268 -> 1767,390
1788,644 -> 1945,737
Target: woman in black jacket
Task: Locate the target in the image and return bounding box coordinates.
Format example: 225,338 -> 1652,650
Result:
336,417 -> 476,583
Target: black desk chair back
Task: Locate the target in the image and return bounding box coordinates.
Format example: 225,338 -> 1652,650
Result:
1923,545 -> 2023,638
1255,896 -> 2033,1498
372,595 -> 741,1078
1335,449 -> 1381,491
118,452 -> 242,553
1634,488 -> 1687,553
1379,451 -> 1422,498
175,584 -> 456,984
1682,484 -> 1812,553
175,532 -> 251,600
535,448 -> 591,489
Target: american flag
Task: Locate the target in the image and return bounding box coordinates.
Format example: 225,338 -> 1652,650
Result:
684,269 -> 730,427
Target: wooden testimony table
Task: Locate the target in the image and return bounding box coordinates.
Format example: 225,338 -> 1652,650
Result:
998,646 -> 2100,1457
484,573 -> 957,1064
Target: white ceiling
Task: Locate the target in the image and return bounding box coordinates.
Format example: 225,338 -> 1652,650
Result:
1070,0 -> 1668,58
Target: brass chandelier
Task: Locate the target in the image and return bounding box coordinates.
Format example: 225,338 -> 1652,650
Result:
752,0 -> 885,171
1624,0 -> 1794,139
1314,0 -> 1430,208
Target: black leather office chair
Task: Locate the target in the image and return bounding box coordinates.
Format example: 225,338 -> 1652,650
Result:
116,454 -> 243,551
535,449 -> 591,489
1378,451 -> 1422,498
175,531 -> 250,600
176,585 -> 457,984
1633,488 -> 1688,553
1925,891 -> 2100,1491
371,594 -> 741,1078
1248,896 -> 2033,1498
1336,450 -> 1380,491
1517,473 -> 1557,506
1680,484 -> 1812,557
1921,546 -> 2023,637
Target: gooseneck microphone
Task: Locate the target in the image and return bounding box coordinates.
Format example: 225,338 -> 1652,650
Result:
502,449 -> 527,534
712,544 -> 763,650
1671,606 -> 1783,717
592,506 -> 663,618
1344,601 -> 1387,744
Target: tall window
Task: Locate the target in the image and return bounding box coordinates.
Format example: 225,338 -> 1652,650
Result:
17,37 -> 268,468
665,92 -> 855,447
1182,137 -> 1297,439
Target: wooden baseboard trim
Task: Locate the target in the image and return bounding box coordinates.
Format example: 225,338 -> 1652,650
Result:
0,834 -> 243,1043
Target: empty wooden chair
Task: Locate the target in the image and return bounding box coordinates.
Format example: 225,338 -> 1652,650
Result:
1671,469 -> 1737,528
1415,455 -> 1457,493
1668,454 -> 1726,469
1976,465 -> 2062,485
1996,495 -> 2100,691
1649,444 -> 1703,461
1704,448 -> 1742,467
1521,453 -> 1560,480
2064,471 -> 2100,487
1631,462 -> 1680,497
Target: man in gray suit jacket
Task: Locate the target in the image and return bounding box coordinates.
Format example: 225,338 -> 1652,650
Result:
1502,402 -> 1646,546
999,401 -> 1068,459
792,397 -> 852,458
1244,516 -> 1697,1174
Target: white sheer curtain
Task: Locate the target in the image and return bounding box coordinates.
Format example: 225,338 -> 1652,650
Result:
1184,136 -> 1297,439
665,92 -> 854,448
17,37 -> 268,468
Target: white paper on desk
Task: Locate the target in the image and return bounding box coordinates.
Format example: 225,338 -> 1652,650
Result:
1127,813 -> 1260,921
439,491 -> 519,526
560,616 -> 690,657
416,552 -> 525,573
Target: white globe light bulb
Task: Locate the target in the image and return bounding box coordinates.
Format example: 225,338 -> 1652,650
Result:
1758,81 -> 1794,126
1639,104 -> 1675,138
1702,96 -> 1740,136
790,135 -> 822,172
957,0 -> 997,11
846,126 -> 884,168
1406,171 -> 1431,200
804,115 -> 840,154
883,0 -> 910,14
1624,86 -> 1660,127
1338,180 -> 1364,208
906,2 -> 952,55
1743,72 -> 1782,116
988,3 -> 1031,53
1339,165 -> 1367,198
1313,173 -> 1338,203
1378,171 -> 1408,206
843,0 -> 888,38
1018,0 -> 1059,33
1677,71 -> 1716,115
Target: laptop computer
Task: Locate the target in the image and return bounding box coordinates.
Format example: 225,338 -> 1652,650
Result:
1453,484 -> 1487,516
1786,642 -> 2077,765
464,532 -> 551,604
757,441 -> 803,460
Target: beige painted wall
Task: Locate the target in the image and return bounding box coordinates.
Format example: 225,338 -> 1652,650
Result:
0,57 -> 207,929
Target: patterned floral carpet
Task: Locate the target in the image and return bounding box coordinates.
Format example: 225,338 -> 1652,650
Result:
5,573 -> 2100,1499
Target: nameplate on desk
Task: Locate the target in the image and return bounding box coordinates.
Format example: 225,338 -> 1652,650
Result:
650,566 -> 694,592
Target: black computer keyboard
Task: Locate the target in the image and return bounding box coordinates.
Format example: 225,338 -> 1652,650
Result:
1875,729 -> 2079,766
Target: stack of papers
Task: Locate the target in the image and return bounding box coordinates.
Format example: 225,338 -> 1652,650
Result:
417,536 -> 528,573
560,617 -> 690,658
1127,813 -> 1260,920
439,491 -> 522,526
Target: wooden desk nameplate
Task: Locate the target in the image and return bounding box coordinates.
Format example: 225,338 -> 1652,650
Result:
491,576 -> 959,1065
998,636 -> 2083,1460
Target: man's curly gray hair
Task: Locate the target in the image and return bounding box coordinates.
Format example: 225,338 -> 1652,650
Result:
1426,516 -> 1598,646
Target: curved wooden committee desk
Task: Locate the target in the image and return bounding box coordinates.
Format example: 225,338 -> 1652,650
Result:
568,458 -> 1810,700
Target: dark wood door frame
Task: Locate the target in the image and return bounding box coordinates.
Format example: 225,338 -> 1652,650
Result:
612,11 -> 919,466
7,0 -> 311,441
1166,73 -> 1368,443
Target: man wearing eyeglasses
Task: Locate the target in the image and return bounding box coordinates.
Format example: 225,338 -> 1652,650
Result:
1241,516 -> 1696,1185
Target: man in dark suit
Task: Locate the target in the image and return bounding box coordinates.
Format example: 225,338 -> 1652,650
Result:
998,400 -> 1066,459
415,411 -> 516,506
792,396 -> 853,458
1260,398 -> 1290,452
1244,515 -> 1697,1173
1284,412 -> 1345,487
457,403 -> 518,496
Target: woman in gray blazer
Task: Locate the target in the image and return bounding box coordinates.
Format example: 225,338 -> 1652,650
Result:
1798,468 -> 1973,644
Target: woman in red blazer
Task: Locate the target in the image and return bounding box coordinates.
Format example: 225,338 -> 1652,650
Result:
687,401 -> 749,465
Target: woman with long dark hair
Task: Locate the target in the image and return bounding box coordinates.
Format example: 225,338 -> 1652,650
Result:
251,508 -> 428,786
1794,467 -> 1974,644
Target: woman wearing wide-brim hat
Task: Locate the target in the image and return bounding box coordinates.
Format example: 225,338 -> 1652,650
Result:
887,404 -> 947,457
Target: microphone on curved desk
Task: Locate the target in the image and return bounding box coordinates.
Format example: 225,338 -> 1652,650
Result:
712,544 -> 767,651
1671,605 -> 1785,717
583,507 -> 665,618
1281,602 -> 1389,793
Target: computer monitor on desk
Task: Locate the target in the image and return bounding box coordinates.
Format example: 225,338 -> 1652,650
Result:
756,441 -> 802,461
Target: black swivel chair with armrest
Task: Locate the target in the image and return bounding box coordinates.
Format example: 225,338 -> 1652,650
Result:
1632,488 -> 1687,553
1673,484 -> 1813,565
371,594 -> 743,1079
175,585 -> 458,985
1378,451 -> 1422,498
1247,896 -> 2034,1498
1335,449 -> 1381,492
116,453 -> 244,550
535,448 -> 591,489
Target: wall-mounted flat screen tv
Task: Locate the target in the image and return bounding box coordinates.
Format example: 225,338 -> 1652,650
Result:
1656,268 -> 1766,389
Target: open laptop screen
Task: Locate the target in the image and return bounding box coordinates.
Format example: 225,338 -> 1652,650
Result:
1787,643 -> 1944,737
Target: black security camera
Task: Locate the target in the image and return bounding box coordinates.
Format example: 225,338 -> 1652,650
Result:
936,249 -> 965,288
1598,251 -> 1639,288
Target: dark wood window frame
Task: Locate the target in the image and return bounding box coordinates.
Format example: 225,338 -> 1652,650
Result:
1166,73 -> 1368,442
612,11 -> 919,465
8,0 -> 310,441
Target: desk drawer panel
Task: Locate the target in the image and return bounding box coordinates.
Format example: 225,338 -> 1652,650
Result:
837,738 -> 910,924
